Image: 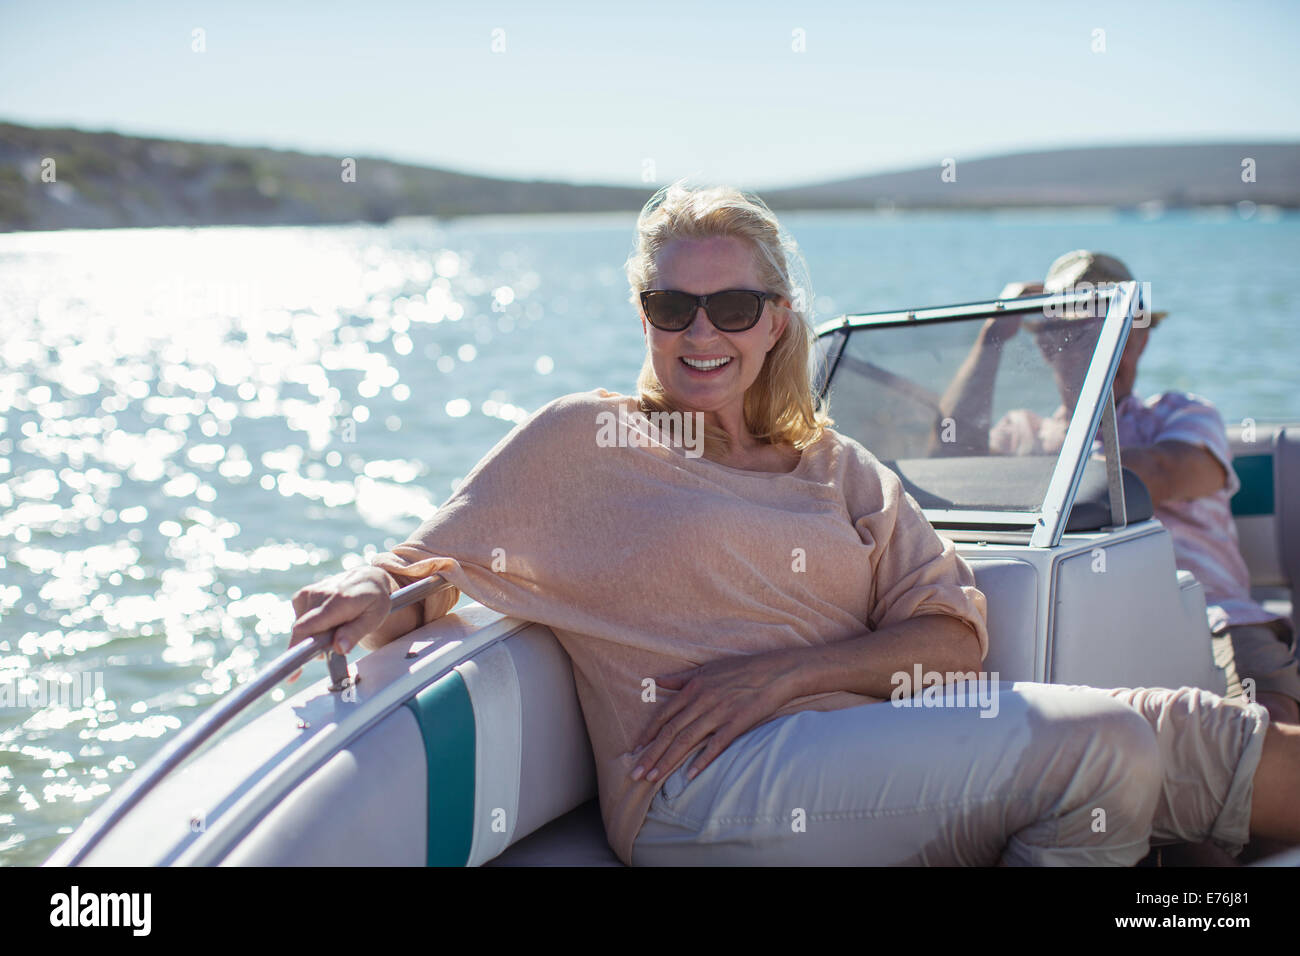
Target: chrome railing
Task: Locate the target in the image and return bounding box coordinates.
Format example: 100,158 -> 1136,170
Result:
48,574 -> 454,867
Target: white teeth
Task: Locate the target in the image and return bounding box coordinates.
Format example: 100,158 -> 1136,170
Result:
682,357 -> 731,370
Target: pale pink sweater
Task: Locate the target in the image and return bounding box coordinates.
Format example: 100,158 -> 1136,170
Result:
370,388 -> 990,865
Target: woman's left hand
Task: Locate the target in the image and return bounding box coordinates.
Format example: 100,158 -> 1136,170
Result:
626,650 -> 804,784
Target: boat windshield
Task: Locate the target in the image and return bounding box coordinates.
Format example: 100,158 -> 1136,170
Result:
815,282 -> 1140,546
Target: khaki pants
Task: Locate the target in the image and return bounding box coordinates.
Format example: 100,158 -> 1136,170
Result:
1213,618 -> 1300,706
630,682 -> 1269,866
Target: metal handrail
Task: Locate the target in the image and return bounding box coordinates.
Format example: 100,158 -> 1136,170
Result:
49,573 -> 454,867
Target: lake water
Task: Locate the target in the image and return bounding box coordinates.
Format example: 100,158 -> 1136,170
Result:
1,207 -> 1297,866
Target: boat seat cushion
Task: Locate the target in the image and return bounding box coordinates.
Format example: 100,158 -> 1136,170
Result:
485,798 -> 623,866
1277,426 -> 1300,592
1228,424 -> 1300,595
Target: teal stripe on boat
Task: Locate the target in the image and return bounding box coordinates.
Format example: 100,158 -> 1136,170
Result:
405,671 -> 475,866
1231,454 -> 1274,517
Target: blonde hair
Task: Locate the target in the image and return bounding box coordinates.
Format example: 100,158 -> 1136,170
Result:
623,180 -> 833,460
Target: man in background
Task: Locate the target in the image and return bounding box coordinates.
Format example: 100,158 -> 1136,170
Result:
944,250 -> 1300,727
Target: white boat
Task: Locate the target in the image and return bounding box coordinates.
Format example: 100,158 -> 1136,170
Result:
46,281 -> 1299,867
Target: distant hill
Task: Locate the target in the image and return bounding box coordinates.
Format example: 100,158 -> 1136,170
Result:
763,143 -> 1300,210
1,123 -> 1296,232
0,122 -> 651,231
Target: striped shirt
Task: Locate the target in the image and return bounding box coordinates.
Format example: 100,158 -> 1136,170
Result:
990,391 -> 1280,633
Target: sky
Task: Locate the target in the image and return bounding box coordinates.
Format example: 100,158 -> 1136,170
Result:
1,0 -> 1298,189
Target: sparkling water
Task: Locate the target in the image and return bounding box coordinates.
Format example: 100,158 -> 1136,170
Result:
1,208 -> 1296,865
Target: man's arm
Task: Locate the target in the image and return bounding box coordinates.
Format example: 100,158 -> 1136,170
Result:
927,283 -> 1039,457
1119,440 -> 1230,508
927,317 -> 1020,456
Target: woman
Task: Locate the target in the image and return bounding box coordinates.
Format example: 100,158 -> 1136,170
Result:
287,182 -> 1298,866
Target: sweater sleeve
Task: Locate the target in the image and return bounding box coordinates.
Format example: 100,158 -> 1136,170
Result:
847,444 -> 991,661
365,389 -> 600,629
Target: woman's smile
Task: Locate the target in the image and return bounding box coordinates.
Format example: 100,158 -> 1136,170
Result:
680,354 -> 733,375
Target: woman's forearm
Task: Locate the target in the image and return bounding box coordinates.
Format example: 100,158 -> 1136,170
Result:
361,601 -> 422,651
781,614 -> 984,700
356,566 -> 424,651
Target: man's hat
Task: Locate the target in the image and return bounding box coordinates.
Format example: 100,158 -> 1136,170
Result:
1043,250 -> 1168,326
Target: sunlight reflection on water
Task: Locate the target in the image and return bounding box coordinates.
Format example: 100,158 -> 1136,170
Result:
0,217 -> 648,863
1,209 -> 1296,864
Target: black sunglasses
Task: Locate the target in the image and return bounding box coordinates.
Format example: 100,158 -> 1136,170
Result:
640,289 -> 779,333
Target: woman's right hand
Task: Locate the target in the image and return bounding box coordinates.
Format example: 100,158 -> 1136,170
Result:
286,567 -> 393,683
